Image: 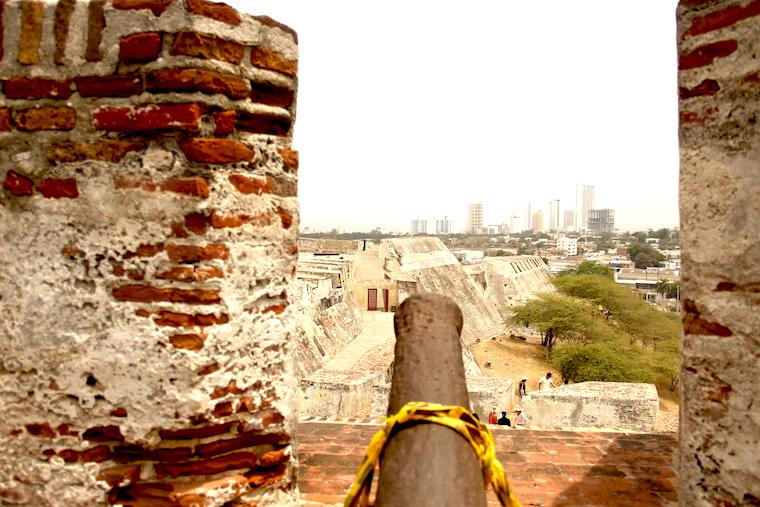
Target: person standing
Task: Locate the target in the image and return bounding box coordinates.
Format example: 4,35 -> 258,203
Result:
488,409 -> 498,425
538,372 -> 555,391
518,376 -> 528,398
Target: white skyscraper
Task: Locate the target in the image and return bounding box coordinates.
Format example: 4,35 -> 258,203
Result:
435,216 -> 451,234
410,219 -> 427,234
523,203 -> 532,232
549,199 -> 560,231
575,185 -> 595,233
466,203 -> 483,233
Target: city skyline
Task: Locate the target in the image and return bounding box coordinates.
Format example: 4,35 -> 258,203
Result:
243,1 -> 681,234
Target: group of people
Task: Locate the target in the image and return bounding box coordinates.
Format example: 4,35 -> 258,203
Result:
480,372 -> 564,428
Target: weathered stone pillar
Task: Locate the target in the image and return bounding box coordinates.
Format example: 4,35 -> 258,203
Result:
678,1 -> 760,505
0,1 -> 299,505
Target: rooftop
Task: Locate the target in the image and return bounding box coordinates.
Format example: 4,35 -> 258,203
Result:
298,421 -> 678,506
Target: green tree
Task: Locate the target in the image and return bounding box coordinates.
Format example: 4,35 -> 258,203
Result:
628,242 -> 665,268
509,294 -> 591,350
656,280 -> 679,299
551,344 -> 654,383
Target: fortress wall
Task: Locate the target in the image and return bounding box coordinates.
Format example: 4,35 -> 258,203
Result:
481,256 -> 555,312
382,237 -> 503,345
520,382 -> 658,432
678,1 -> 760,504
0,1 -> 299,504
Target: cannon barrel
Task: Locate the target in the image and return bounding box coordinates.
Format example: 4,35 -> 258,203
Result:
375,294 -> 487,506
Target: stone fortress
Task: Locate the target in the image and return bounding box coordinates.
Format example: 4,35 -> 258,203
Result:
292,236 -> 661,431
1,0 -> 758,506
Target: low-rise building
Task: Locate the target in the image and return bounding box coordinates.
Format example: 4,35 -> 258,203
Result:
557,236 -> 578,256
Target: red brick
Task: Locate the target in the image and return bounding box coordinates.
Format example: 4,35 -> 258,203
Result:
237,112 -> 291,136
156,266 -> 224,282
53,0 -> 77,65
113,0 -> 175,16
166,243 -> 229,262
58,449 -> 81,462
686,0 -> 760,36
210,212 -> 248,229
197,362 -> 220,376
214,110 -> 237,135
25,423 -> 56,438
184,212 -> 210,234
56,423 -> 78,436
161,177 -> 210,197
210,380 -> 244,399
110,407 -> 128,417
107,483 -> 173,505
3,78 -> 72,99
679,79 -> 720,99
228,174 -> 272,195
152,310 -> 229,327
250,46 -> 297,77
679,39 -> 738,70
76,74 -> 143,97
3,171 -> 33,196
82,445 -> 113,462
97,465 -> 141,487
38,178 -> 79,199
48,141 -> 145,163
170,475 -> 249,505
186,0 -> 240,25
259,448 -> 289,469
158,422 -> 235,440
250,81 -> 295,109
213,401 -> 234,417
255,16 -> 297,44
170,333 -> 206,350
155,452 -> 258,479
180,138 -> 254,164
278,148 -> 298,172
147,68 -> 248,99
112,444 -> 193,462
112,285 -> 221,304
14,107 -> 76,131
262,304 -> 287,315
170,32 -> 244,64
277,207 -> 293,229
120,32 -> 162,62
246,464 -> 286,488
93,103 -> 203,132
18,0 -> 43,65
82,425 -> 124,442
85,0 -> 106,62
0,108 -> 10,131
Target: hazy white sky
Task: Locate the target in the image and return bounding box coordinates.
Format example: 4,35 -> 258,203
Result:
230,1 -> 681,233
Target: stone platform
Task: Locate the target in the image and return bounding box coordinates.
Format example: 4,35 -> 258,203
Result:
297,421 -> 678,506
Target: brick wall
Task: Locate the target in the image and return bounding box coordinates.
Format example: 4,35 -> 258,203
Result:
0,1 -> 299,505
678,1 -> 760,505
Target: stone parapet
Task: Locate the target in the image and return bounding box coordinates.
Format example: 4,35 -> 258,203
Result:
520,382 -> 659,432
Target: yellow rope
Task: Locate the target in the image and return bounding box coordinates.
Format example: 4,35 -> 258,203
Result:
343,401 -> 522,507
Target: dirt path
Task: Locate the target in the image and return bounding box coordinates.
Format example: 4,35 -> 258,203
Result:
470,334 -> 680,430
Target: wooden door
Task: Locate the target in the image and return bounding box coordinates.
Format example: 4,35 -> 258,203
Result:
383,288 -> 389,312
367,288 -> 377,311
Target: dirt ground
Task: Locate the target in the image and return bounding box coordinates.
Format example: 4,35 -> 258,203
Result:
470,333 -> 680,431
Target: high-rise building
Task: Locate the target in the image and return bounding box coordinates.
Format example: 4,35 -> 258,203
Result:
410,219 -> 427,235
466,203 -> 483,233
435,216 -> 451,235
531,210 -> 544,232
549,199 -> 560,231
575,184 -> 595,233
523,203 -> 532,232
510,213 -> 522,234
563,210 -> 575,231
588,209 -> 615,235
